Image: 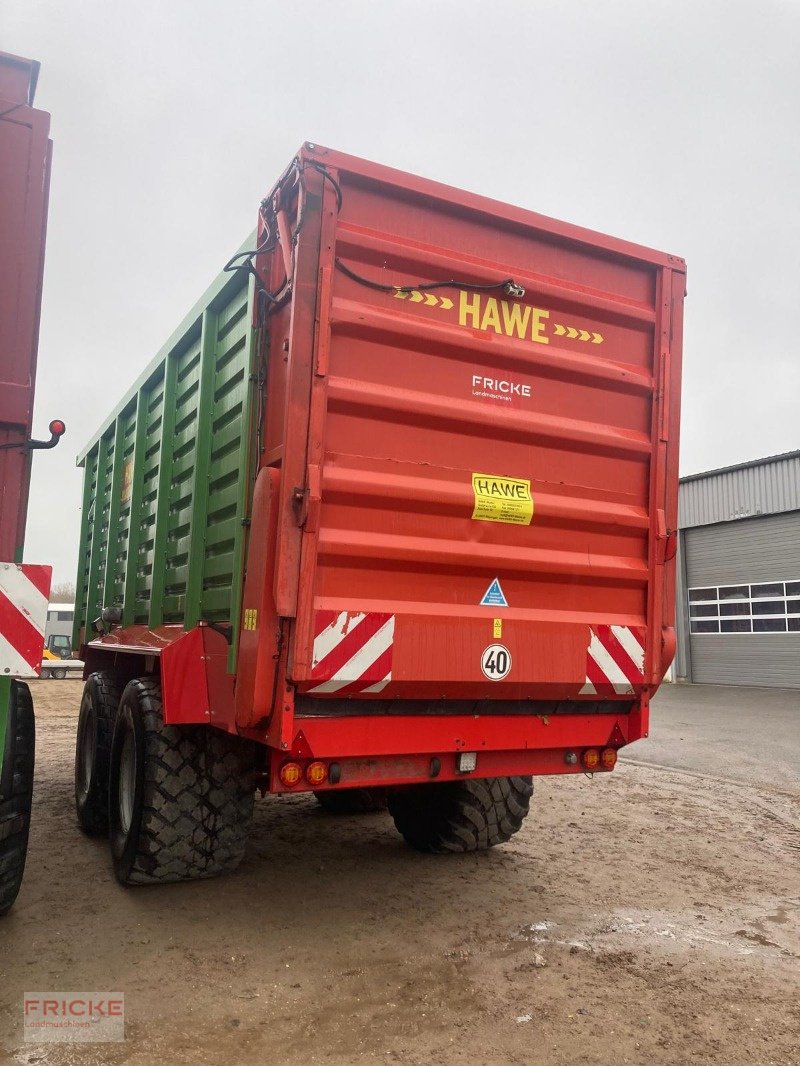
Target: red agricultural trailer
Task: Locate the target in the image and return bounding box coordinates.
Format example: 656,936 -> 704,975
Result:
0,52 -> 63,915
73,144 -> 685,885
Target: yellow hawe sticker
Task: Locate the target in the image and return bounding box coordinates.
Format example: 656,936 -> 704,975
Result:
493,618 -> 503,639
471,473 -> 533,525
243,608 -> 258,631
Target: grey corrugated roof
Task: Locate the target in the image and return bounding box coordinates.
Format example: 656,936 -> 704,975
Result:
679,450 -> 800,529
681,449 -> 800,484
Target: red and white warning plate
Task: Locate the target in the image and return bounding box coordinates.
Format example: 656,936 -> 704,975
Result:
0,563 -> 52,679
307,610 -> 395,695
580,624 -> 645,696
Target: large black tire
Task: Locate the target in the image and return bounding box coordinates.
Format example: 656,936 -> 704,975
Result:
0,681 -> 35,916
388,775 -> 533,853
108,677 -> 258,885
75,671 -> 122,835
314,787 -> 388,814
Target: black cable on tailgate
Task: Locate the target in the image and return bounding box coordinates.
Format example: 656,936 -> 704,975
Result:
335,258 -> 525,298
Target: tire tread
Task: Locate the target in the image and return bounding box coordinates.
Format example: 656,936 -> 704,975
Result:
388,775 -> 533,853
113,678 -> 257,885
0,682 -> 35,916
75,671 -> 122,835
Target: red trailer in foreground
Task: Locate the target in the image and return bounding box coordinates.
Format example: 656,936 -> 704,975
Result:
0,52 -> 63,915
73,144 -> 684,885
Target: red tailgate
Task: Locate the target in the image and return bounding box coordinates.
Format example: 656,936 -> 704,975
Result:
284,147 -> 684,703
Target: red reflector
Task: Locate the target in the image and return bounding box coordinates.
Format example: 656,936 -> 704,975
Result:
582,748 -> 600,771
49,419 -> 66,437
279,762 -> 302,787
601,748 -> 618,770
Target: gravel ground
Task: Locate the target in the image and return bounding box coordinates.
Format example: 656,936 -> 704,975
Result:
0,679 -> 798,1065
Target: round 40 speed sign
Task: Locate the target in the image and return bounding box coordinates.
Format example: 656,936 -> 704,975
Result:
480,643 -> 512,681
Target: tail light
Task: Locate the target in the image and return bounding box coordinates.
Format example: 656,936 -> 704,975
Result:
279,762 -> 302,787
601,748 -> 618,770
306,761 -> 328,786
582,748 -> 600,771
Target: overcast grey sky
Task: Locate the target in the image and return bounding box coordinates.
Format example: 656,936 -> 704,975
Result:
5,0 -> 799,584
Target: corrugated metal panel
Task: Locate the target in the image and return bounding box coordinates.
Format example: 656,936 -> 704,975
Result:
684,511 -> 800,687
686,637 -> 800,688
679,452 -> 800,529
74,258 -> 257,668
684,511 -> 800,586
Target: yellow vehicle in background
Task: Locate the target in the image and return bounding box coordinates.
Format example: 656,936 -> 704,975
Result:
39,602 -> 82,678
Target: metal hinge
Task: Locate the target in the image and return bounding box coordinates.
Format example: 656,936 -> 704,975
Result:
291,485 -> 308,526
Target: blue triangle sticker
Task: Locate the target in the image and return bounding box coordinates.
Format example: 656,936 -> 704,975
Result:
480,578 -> 508,608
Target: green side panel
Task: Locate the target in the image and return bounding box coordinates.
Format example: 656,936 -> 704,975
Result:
136,366 -> 167,623
227,276 -> 260,671
202,280 -> 255,628
182,311 -> 216,628
102,416 -> 128,612
150,349 -> 182,626
85,431 -> 112,629
121,392 -> 150,626
74,247 -> 257,660
73,449 -> 97,647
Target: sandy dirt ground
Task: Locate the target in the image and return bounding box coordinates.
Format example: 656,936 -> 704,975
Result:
0,680 -> 798,1065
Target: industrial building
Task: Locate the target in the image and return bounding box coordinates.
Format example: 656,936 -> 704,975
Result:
675,450 -> 800,687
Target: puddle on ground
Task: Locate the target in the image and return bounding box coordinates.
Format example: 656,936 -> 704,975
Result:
513,902 -> 800,961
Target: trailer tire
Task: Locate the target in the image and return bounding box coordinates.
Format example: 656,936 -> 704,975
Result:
109,677 -> 258,885
388,775 -> 533,853
0,681 -> 35,917
314,788 -> 388,814
75,671 -> 122,835
51,667 -> 67,680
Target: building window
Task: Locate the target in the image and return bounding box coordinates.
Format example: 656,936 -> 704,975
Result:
688,580 -> 800,634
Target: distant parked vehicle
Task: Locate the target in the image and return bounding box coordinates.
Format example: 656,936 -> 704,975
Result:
45,602 -> 75,659
40,648 -> 83,680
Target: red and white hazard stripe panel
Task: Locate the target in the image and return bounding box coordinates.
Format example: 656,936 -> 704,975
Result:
580,624 -> 645,696
0,563 -> 51,679
307,611 -> 395,695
